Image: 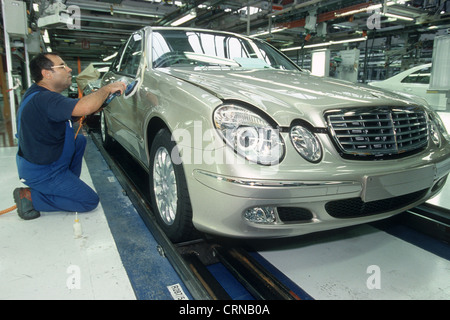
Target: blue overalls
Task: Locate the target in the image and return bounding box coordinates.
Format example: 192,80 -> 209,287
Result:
16,93 -> 99,213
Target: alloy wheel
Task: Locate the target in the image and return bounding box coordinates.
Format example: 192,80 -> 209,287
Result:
153,146 -> 178,225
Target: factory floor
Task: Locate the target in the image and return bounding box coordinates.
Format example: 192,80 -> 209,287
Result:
0,134 -> 190,300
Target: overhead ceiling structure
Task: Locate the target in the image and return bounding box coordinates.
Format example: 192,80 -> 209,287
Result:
3,0 -> 450,66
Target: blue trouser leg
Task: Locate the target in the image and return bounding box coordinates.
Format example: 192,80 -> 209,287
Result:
17,121 -> 99,213
69,134 -> 86,178
30,169 -> 99,212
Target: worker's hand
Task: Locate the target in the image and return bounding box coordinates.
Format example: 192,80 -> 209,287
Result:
106,81 -> 127,96
74,81 -> 128,117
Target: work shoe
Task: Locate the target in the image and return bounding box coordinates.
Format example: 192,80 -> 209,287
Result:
13,188 -> 40,220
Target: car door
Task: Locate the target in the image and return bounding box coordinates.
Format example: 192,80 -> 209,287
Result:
103,31 -> 145,160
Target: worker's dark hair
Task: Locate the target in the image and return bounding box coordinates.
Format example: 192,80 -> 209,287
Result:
29,52 -> 59,83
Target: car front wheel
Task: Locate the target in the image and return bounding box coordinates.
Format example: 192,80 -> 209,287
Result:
149,129 -> 197,243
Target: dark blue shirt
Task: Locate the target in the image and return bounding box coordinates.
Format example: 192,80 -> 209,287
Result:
18,84 -> 78,165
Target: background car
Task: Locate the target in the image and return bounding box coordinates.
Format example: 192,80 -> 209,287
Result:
100,27 -> 450,243
369,63 -> 447,111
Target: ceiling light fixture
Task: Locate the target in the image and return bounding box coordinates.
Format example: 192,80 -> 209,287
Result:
43,29 -> 50,44
383,13 -> 414,21
303,42 -> 332,49
171,10 -> 196,26
250,27 -> 287,37
282,36 -> 367,51
334,1 -> 397,18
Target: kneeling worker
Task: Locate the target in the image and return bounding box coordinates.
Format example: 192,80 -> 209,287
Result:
14,52 -> 126,220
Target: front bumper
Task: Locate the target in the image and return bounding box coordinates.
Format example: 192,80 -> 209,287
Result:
188,155 -> 450,238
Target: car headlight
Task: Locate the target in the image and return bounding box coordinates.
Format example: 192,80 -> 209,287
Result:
290,124 -> 322,163
213,104 -> 285,165
429,111 -> 450,144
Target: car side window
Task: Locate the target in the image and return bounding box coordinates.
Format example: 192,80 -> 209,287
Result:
118,33 -> 143,77
109,44 -> 125,73
401,66 -> 431,84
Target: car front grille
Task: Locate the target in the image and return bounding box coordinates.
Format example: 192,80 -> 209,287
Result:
325,189 -> 428,218
326,107 -> 429,158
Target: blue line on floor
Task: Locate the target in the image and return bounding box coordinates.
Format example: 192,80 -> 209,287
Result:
84,136 -> 192,300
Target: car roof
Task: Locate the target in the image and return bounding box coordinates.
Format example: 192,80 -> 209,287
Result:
381,63 -> 432,82
142,26 -> 249,39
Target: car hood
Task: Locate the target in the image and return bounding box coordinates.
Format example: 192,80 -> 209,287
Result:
163,68 -> 420,127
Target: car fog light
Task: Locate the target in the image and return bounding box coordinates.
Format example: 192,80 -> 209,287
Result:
244,207 -> 276,224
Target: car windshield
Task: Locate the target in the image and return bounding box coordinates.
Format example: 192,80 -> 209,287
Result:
151,29 -> 300,71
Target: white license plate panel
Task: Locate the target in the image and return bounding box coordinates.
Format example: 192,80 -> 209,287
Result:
362,165 -> 434,202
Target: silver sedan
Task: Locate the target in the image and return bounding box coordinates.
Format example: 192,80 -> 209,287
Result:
101,27 -> 450,242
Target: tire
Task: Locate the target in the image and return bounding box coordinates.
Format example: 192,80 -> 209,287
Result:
149,129 -> 197,243
100,111 -> 114,149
